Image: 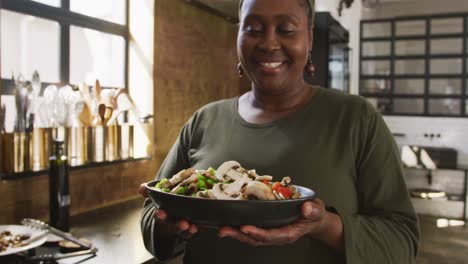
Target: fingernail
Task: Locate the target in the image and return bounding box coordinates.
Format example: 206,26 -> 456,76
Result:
219,233 -> 226,238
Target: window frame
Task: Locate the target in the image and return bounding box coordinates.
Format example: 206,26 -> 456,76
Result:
360,13 -> 468,117
0,0 -> 129,94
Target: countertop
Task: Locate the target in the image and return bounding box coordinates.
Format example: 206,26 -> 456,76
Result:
1,198 -> 159,264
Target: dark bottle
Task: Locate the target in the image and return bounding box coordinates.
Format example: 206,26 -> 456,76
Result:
49,140 -> 70,231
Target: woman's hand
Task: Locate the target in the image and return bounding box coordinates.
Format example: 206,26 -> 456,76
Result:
139,183 -> 199,240
217,198 -> 344,251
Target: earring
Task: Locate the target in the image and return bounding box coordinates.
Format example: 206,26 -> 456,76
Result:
306,51 -> 316,78
237,63 -> 244,78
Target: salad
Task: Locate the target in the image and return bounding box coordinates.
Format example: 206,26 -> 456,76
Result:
154,161 -> 302,200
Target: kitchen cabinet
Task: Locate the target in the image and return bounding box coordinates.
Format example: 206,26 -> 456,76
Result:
360,13 -> 468,117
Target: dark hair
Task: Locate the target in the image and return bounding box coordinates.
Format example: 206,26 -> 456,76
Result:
238,0 -> 315,28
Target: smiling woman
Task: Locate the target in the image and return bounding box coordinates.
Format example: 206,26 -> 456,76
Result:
140,0 -> 419,263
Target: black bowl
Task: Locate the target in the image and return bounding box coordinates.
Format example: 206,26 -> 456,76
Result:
145,180 -> 316,228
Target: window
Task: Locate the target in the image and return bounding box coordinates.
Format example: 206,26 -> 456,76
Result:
360,14 -> 468,117
0,0 -> 128,93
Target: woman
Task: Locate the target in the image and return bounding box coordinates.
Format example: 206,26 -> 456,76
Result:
140,0 -> 420,263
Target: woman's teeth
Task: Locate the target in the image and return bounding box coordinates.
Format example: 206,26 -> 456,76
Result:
259,62 -> 283,68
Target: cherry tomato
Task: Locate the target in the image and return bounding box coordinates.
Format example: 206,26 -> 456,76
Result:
277,186 -> 292,199
272,182 -> 281,190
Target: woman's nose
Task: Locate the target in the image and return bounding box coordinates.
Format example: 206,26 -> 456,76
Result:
258,29 -> 280,52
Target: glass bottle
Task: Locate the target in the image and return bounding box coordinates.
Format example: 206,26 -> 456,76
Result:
49,140 -> 70,231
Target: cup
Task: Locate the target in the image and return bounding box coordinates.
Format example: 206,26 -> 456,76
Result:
119,124 -> 134,160
1,132 -> 30,173
105,125 -> 120,162
67,127 -> 88,166
29,128 -> 52,171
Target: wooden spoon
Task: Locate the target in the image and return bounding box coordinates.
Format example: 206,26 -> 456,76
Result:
98,103 -> 113,126
95,79 -> 102,104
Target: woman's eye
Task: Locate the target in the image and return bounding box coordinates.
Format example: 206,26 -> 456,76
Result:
278,27 -> 296,35
245,25 -> 263,34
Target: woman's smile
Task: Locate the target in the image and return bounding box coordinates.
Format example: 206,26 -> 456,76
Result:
256,61 -> 288,74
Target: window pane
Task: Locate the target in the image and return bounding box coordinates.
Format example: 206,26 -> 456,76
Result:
31,0 -> 60,7
362,41 -> 391,57
394,79 -> 425,94
395,40 -> 425,56
430,59 -> 462,74
394,98 -> 424,114
70,26 -> 125,87
361,60 -> 391,75
429,99 -> 461,115
429,79 -> 462,94
362,22 -> 391,38
396,20 -> 426,36
430,38 -> 463,54
395,60 -> 425,75
360,79 -> 391,94
70,0 -> 126,25
431,18 -> 463,34
366,98 -> 392,114
0,10 -> 60,82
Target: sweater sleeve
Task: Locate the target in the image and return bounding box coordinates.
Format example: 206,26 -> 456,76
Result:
340,105 -> 420,264
140,118 -> 194,261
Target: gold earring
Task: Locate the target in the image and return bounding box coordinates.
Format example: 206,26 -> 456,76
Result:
238,63 -> 244,78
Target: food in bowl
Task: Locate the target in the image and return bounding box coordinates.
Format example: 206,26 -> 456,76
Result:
152,161 -> 302,200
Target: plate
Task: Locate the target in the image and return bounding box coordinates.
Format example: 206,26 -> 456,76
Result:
145,180 -> 316,228
0,225 -> 48,256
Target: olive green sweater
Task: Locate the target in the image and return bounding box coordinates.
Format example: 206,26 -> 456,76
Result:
141,87 -> 419,264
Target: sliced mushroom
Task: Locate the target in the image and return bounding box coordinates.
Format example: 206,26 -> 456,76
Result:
180,173 -> 198,185
247,169 -> 258,178
211,183 -> 244,200
225,169 -> 244,181
216,161 -> 241,181
160,168 -> 195,188
272,190 -> 282,200
187,183 -> 198,194
255,175 -> 273,181
202,169 -> 217,181
223,173 -> 252,195
280,176 -> 291,186
244,181 -> 276,200
195,190 -> 215,199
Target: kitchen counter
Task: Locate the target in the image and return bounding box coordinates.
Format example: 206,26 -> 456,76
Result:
58,198 -> 155,264
1,198 -> 159,264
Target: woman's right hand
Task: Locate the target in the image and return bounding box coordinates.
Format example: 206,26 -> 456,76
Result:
139,183 -> 199,239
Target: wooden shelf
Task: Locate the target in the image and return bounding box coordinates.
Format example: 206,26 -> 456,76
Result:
0,157 -> 152,181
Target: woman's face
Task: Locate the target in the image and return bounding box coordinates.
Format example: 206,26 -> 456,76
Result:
238,0 -> 313,95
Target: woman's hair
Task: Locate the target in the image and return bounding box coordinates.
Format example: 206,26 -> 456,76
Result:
238,0 -> 315,28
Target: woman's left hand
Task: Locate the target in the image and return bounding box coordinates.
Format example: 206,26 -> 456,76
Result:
218,198 -> 343,251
